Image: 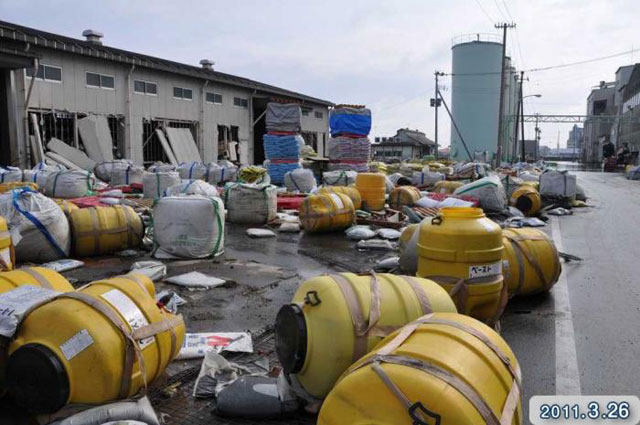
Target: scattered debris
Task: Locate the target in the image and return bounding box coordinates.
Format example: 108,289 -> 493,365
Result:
246,228 -> 277,238
345,225 -> 376,240
165,271 -> 226,290
547,207 -> 573,216
41,258 -> 84,272
356,238 -> 397,250
376,228 -> 401,240
176,332 -> 253,359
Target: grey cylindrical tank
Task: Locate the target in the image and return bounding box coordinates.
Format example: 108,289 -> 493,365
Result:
450,34 -> 503,161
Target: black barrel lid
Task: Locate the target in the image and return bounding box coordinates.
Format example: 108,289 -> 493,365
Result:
7,343 -> 70,414
275,304 -> 307,374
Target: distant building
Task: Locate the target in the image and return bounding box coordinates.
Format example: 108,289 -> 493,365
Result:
523,139 -> 539,161
617,63 -> 640,155
583,81 -> 617,163
567,124 -> 583,149
373,128 -> 435,161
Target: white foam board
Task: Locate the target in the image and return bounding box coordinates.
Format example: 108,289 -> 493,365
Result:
47,137 -> 96,170
77,115 -> 114,162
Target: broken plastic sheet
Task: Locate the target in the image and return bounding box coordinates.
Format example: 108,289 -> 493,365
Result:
415,196 -> 474,209
176,332 -> 253,360
165,271 -> 226,290
504,217 -> 547,228
215,374 -> 300,418
193,350 -> 269,398
130,261 -> 167,281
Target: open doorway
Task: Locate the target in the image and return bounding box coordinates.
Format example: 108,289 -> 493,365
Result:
252,96 -> 269,165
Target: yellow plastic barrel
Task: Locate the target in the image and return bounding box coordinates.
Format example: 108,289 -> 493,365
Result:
503,228 -> 561,297
509,186 -> 542,216
417,208 -> 506,325
389,186 -> 421,210
70,205 -> 143,257
433,180 -> 463,194
299,193 -> 355,232
317,186 -> 362,210
275,273 -> 457,400
0,182 -> 38,193
318,312 -> 522,425
356,173 -> 386,211
520,181 -> 539,190
6,273 -> 184,413
53,199 -> 80,217
0,267 -> 73,294
0,217 -> 14,271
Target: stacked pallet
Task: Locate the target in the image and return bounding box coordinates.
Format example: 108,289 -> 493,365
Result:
263,103 -> 302,184
327,106 -> 372,172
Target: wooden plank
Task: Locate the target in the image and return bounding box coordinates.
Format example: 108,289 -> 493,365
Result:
29,113 -> 45,164
155,129 -> 178,165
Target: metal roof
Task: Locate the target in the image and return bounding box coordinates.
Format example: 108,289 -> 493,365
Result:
0,20 -> 333,106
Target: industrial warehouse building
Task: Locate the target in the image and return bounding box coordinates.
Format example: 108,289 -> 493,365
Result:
0,20 -> 332,168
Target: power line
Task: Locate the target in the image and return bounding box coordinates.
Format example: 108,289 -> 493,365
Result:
444,47 -> 640,76
473,0 -> 497,24
500,0 -> 515,21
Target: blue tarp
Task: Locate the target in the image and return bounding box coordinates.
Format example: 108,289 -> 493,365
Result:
263,134 -> 301,160
267,162 -> 301,185
329,108 -> 372,136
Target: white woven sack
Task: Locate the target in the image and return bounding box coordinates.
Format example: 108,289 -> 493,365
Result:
94,160 -> 134,182
225,184 -> 277,224
153,196 -> 225,259
44,170 -> 95,198
143,171 -> 181,199
284,168 -> 316,193
111,166 -> 145,186
0,189 -> 70,262
0,166 -> 22,183
164,180 -> 219,197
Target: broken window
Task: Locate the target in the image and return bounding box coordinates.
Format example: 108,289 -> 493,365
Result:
233,97 -> 248,108
86,72 -> 115,89
593,100 -> 607,115
206,92 -> 223,104
26,64 -> 62,82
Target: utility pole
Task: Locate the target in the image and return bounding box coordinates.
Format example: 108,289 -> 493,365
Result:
513,74 -> 521,160
535,114 -> 541,160
495,22 -> 516,167
431,71 -> 444,159
519,71 -> 525,162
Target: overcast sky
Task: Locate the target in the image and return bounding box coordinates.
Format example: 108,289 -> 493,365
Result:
1,0 -> 638,147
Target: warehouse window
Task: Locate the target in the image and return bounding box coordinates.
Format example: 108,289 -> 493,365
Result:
134,80 -> 157,95
173,87 -> 193,100
206,92 -> 223,104
26,64 -> 62,82
302,110 -> 309,116
86,72 -> 115,89
315,111 -> 323,119
233,97 -> 248,108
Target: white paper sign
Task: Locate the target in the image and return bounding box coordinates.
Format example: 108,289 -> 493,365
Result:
101,289 -> 154,349
176,332 -> 253,360
60,329 -> 94,361
468,261 -> 502,279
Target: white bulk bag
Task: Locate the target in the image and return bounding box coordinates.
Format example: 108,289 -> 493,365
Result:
94,160 -> 134,182
0,166 -> 22,183
32,161 -> 66,172
225,183 -> 277,224
153,196 -> 225,259
111,165 -> 145,186
411,170 -> 444,186
147,162 -> 177,173
0,189 -> 70,262
177,162 -> 209,181
284,168 -> 317,193
44,170 -> 96,198
22,169 -> 55,189
322,170 -> 357,186
143,171 -> 180,199
164,180 -> 219,197
207,161 -> 238,184
454,174 -> 506,212
518,171 -> 540,182
539,170 -> 577,198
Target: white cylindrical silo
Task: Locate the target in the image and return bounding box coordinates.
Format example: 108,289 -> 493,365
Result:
450,34 -> 503,162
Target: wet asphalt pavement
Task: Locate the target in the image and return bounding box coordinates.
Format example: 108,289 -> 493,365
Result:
2,170 -> 639,424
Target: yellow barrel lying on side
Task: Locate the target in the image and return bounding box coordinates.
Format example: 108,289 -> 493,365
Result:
70,205 -> 143,257
356,173 -> 386,211
520,181 -> 539,190
0,182 -> 38,194
0,217 -> 14,271
509,186 -> 542,216
417,207 -> 506,325
53,199 -> 80,217
0,267 -> 73,294
6,273 -> 184,413
299,193 -> 355,232
389,186 -> 421,210
275,273 -> 457,400
503,228 -> 561,297
318,312 -> 522,425
433,180 -> 463,194
318,186 -> 362,210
